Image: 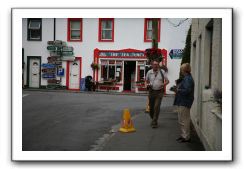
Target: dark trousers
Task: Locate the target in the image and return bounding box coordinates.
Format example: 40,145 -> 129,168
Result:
149,89 -> 163,124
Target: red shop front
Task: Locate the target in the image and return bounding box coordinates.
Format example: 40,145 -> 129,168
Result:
93,48 -> 167,93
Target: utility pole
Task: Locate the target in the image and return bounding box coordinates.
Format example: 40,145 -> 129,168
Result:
152,18 -> 158,49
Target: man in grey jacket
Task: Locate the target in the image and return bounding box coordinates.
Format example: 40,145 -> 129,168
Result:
146,60 -> 169,128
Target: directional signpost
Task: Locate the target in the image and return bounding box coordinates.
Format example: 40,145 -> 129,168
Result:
169,49 -> 183,59
45,40 -> 75,89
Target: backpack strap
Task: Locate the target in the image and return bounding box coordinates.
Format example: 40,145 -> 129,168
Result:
159,69 -> 164,84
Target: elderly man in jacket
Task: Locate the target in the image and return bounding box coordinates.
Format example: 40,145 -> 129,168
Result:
174,63 -> 195,143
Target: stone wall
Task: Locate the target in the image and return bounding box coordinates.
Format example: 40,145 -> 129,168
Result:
190,18 -> 222,150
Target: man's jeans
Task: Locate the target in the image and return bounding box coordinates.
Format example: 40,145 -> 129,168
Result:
149,89 -> 163,125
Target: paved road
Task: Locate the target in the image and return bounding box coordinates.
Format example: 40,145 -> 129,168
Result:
22,91 -> 163,150
22,91 -> 203,151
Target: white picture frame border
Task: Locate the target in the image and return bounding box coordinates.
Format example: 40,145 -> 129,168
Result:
12,8 -> 232,161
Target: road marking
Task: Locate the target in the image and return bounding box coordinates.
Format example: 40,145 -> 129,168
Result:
89,113 -> 140,151
22,94 -> 29,98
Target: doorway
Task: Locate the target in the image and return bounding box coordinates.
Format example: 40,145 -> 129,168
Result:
123,61 -> 136,91
27,56 -> 41,88
67,57 -> 82,90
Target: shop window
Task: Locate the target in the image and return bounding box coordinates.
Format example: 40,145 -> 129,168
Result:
139,66 -> 145,81
144,18 -> 161,42
108,65 -> 115,80
99,18 -> 114,42
100,60 -> 122,82
145,65 -> 151,76
67,18 -> 82,41
137,61 -> 146,82
108,60 -> 115,80
101,60 -> 108,81
101,65 -> 108,80
115,61 -> 122,82
109,60 -> 115,64
27,18 -> 42,41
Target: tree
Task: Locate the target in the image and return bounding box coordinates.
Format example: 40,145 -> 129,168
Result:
181,25 -> 191,65
145,19 -> 162,64
152,18 -> 158,49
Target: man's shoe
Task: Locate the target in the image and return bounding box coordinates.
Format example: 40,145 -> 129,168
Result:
178,138 -> 191,143
176,137 -> 184,141
151,123 -> 158,128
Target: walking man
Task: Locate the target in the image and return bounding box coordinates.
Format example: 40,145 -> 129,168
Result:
146,60 -> 169,128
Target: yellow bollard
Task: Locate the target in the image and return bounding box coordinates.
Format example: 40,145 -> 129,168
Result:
119,108 -> 136,133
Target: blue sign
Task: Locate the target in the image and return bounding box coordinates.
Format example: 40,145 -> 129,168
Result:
42,74 -> 56,78
57,68 -> 64,76
41,63 -> 56,68
169,49 -> 183,59
80,78 -> 86,91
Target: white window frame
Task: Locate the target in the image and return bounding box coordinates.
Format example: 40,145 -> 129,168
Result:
28,19 -> 42,40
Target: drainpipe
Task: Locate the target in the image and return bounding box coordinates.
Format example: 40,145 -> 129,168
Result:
54,18 -> 56,41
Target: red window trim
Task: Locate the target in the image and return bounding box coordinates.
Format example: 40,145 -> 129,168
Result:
67,18 -> 82,42
144,18 -> 161,42
98,18 -> 114,42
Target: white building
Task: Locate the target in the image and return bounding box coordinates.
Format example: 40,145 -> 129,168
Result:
190,18 -> 222,150
22,18 -> 191,93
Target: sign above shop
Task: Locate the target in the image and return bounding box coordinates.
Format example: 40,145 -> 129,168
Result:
169,49 -> 183,59
99,52 -> 144,57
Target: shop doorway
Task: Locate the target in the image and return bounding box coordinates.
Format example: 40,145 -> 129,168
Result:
123,61 -> 136,91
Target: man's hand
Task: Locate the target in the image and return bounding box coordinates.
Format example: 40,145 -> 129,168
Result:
165,79 -> 169,86
145,80 -> 150,88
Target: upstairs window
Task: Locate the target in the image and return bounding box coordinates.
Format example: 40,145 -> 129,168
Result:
68,18 -> 82,42
99,18 -> 114,42
27,18 -> 42,41
144,18 -> 161,42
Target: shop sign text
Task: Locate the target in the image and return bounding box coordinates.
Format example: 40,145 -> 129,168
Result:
99,52 -> 144,57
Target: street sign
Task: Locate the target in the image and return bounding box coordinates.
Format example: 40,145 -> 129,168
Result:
41,63 -> 56,68
47,79 -> 61,84
62,46 -> 73,52
61,56 -> 75,61
59,51 -> 74,56
169,49 -> 183,59
42,74 -> 56,79
48,40 -> 67,46
57,67 -> 64,76
47,46 -> 61,51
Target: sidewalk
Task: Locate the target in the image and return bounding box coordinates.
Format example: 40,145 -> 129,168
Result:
91,106 -> 205,151
23,88 -> 173,97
